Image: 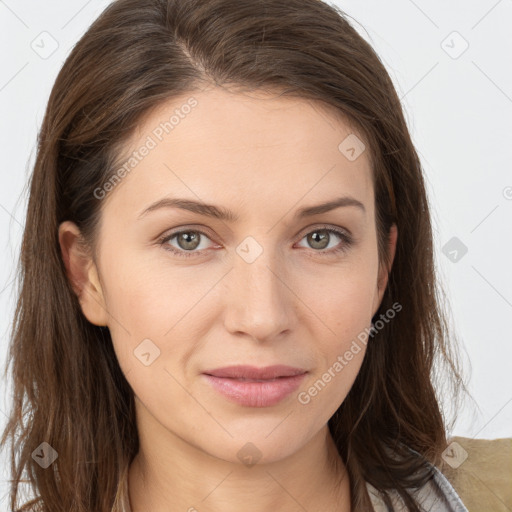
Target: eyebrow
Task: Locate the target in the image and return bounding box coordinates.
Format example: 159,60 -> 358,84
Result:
138,196 -> 365,222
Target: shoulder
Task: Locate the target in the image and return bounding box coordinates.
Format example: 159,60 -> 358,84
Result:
365,449 -> 468,512
438,436 -> 512,511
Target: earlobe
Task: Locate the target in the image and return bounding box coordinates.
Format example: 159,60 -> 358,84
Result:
58,221 -> 109,326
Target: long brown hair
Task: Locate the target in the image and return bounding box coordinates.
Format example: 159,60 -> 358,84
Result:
1,0 -> 471,510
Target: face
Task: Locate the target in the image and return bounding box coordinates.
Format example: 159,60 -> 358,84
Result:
62,86 -> 396,466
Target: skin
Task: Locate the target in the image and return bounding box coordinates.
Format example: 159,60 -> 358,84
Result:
59,85 -> 397,512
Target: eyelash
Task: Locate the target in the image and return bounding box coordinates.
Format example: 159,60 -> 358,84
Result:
157,224 -> 353,259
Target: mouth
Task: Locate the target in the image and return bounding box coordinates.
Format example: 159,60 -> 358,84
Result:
202,365 -> 308,407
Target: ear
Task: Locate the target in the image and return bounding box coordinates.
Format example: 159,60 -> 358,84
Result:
58,221 -> 109,326
372,223 -> 398,316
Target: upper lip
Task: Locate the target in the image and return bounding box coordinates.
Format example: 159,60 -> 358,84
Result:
203,365 -> 307,379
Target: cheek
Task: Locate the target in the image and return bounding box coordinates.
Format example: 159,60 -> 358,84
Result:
294,265 -> 375,406
298,345 -> 366,435
313,275 -> 372,367
101,249 -> 216,380
101,246 -> 199,332
297,308 -> 370,424
299,261 -> 377,338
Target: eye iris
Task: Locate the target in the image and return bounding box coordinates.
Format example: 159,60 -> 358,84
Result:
307,230 -> 329,249
177,231 -> 201,250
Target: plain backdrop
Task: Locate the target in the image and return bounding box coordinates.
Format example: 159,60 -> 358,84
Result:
1,0 -> 511,506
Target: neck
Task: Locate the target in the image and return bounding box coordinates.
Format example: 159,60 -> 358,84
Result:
128,418 -> 351,512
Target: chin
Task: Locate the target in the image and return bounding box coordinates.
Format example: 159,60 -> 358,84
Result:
194,424 -> 311,467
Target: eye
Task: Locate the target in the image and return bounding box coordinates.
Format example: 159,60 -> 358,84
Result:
158,228 -> 216,258
295,225 -> 353,256
157,224 -> 353,259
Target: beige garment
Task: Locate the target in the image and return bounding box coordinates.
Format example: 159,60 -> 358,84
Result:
439,436 -> 512,512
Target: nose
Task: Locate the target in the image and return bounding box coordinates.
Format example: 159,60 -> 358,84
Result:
222,248 -> 296,343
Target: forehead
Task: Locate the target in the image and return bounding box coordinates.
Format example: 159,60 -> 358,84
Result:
102,85 -> 374,223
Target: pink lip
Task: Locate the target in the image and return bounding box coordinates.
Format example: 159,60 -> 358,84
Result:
202,365 -> 308,407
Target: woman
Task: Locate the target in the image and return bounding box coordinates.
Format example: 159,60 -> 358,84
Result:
1,0 -> 471,510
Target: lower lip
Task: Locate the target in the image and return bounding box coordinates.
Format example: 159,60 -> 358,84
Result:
202,373 -> 307,407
